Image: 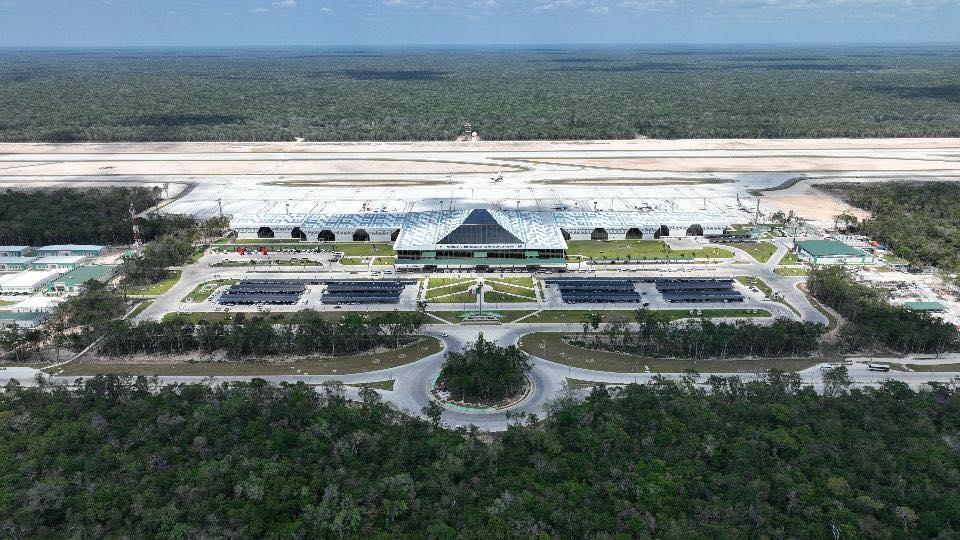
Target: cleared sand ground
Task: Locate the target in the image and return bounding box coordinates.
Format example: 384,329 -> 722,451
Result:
0,159 -> 509,176
519,156 -> 960,173
2,137 -> 960,154
760,180 -> 873,222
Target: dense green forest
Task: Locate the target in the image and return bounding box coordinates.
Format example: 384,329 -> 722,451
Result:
807,266 -> 958,354
572,310 -> 825,359
2,375 -> 958,537
0,187 -> 193,246
816,182 -> 960,273
3,46 -> 960,141
438,334 -> 532,402
99,311 -> 425,359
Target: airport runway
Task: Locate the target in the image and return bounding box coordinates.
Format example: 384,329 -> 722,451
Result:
3,138 -> 960,225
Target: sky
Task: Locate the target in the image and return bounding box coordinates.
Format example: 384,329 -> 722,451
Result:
1,0 -> 959,47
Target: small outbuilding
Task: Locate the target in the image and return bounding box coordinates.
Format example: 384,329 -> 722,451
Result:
0,257 -> 36,272
34,244 -> 105,257
903,301 -> 948,313
0,246 -> 32,257
30,256 -> 87,270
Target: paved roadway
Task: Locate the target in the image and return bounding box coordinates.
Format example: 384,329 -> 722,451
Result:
5,326 -> 959,431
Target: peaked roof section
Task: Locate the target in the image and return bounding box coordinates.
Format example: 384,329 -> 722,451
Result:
438,209 -> 522,245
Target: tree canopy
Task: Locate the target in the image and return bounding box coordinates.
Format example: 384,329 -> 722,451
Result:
807,266 -> 958,354
1,374 -> 958,537
438,334 -> 532,403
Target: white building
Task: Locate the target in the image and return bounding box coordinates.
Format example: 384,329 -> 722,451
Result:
0,270 -> 64,294
230,209 -> 733,243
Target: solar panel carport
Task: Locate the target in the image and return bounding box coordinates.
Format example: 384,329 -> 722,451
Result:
318,280 -> 412,305
660,291 -> 744,303
219,293 -> 302,305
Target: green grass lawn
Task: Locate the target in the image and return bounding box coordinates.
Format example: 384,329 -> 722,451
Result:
164,310 -> 422,324
519,332 -> 818,373
797,284 -> 839,332
326,243 -> 395,256
427,277 -> 476,289
774,267 -> 809,277
483,291 -> 536,303
121,271 -> 182,296
426,283 -> 476,299
54,337 -> 442,377
777,251 -> 801,265
126,300 -> 153,319
350,380 -> 396,391
485,281 -> 536,299
566,240 -> 732,261
0,300 -> 16,307
340,257 -> 394,266
520,308 -> 771,325
216,241 -> 395,256
181,279 -> 238,303
520,310 -> 639,324
185,248 -> 207,265
428,310 -> 537,324
736,276 -> 801,316
485,277 -> 534,288
738,242 -> 778,263
429,291 -> 479,304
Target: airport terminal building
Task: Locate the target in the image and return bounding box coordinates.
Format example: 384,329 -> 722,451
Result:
230,207 -> 733,269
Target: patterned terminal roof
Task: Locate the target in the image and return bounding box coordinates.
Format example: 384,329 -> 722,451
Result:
395,210 -> 566,251
230,209 -> 732,249
553,210 -> 730,229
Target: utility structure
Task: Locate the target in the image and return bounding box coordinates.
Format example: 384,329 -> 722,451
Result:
129,203 -> 142,247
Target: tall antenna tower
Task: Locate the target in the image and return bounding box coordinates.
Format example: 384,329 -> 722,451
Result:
129,203 -> 142,247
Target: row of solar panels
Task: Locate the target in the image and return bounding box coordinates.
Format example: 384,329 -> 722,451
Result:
661,291 -> 744,303
318,280 -> 409,305
558,292 -> 644,304
655,282 -> 734,291
320,295 -> 401,305
641,278 -> 735,285
219,293 -> 302,305
325,283 -> 407,293
651,278 -> 743,303
229,284 -> 306,294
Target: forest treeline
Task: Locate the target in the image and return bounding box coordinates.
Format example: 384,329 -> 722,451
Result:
0,185 -> 228,287
1,375 -> 958,537
816,181 -> 960,273
0,187 -> 192,246
99,311 -> 426,359
571,310 -> 825,359
807,266 -> 958,354
3,47 -> 960,141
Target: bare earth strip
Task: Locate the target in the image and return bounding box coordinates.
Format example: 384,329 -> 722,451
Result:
518,156 -> 960,173
3,138 -> 960,154
0,159 -> 508,176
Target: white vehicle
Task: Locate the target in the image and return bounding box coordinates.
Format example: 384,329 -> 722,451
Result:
820,363 -> 842,371
440,332 -> 449,337
867,363 -> 891,372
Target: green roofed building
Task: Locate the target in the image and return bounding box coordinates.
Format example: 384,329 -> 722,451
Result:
48,265 -> 117,293
795,239 -> 875,265
904,301 -> 948,312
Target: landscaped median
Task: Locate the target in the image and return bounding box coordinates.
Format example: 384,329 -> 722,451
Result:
566,240 -> 733,262
181,279 -> 238,303
737,241 -> 778,263
50,336 -> 443,377
120,270 -> 182,296
518,332 -> 819,373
